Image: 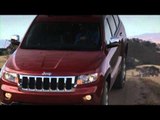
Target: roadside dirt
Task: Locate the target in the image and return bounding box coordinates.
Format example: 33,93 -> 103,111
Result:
109,73 -> 160,105
0,55 -> 8,68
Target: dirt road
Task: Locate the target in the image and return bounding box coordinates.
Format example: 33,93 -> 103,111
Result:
109,76 -> 160,105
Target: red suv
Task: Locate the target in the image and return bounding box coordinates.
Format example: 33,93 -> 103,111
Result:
0,15 -> 128,105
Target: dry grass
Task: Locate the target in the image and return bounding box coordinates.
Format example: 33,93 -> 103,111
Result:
126,64 -> 160,79
0,55 -> 8,68
136,64 -> 160,69
126,69 -> 139,79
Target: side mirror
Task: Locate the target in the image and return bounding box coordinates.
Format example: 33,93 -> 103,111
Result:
10,35 -> 20,45
106,37 -> 120,48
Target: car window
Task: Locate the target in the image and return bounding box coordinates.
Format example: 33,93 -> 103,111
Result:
113,15 -> 119,27
104,19 -> 112,44
21,22 -> 101,51
107,16 -> 116,36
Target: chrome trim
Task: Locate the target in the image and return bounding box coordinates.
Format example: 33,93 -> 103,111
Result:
27,76 -> 30,88
56,78 -> 59,91
42,77 -> 44,90
19,75 -> 76,92
64,78 -> 67,91
49,77 -> 51,90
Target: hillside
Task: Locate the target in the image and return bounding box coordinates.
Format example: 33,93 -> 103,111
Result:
131,33 -> 160,44
126,38 -> 160,69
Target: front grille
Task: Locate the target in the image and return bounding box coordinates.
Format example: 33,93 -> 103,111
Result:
19,75 -> 76,92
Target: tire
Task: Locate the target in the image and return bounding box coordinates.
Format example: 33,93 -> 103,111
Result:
101,81 -> 109,105
113,57 -> 126,89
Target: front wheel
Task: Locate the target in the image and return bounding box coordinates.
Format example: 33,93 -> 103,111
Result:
101,81 -> 109,105
113,57 -> 126,89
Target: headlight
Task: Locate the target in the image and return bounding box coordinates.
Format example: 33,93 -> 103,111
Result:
77,73 -> 98,85
3,72 -> 18,83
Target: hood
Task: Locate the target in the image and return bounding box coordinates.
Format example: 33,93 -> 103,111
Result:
5,48 -> 105,75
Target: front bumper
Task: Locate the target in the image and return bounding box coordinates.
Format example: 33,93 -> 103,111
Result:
0,81 -> 103,105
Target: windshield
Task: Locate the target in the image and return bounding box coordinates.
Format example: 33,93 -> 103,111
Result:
21,22 -> 101,51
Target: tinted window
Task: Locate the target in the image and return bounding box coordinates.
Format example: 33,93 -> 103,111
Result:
107,16 -> 116,36
113,15 -> 119,27
21,22 -> 101,51
104,20 -> 111,44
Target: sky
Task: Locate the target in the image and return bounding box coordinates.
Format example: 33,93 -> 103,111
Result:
0,15 -> 36,40
0,15 -> 160,40
120,15 -> 160,37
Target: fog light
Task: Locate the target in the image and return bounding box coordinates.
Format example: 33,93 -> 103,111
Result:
5,93 -> 12,100
83,95 -> 92,101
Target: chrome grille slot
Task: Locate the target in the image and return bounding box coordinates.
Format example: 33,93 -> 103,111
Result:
58,78 -> 64,90
43,78 -> 49,90
66,78 -> 72,90
19,75 -> 76,92
29,77 -> 35,89
36,78 -> 42,90
51,78 -> 57,90
22,77 -> 28,89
